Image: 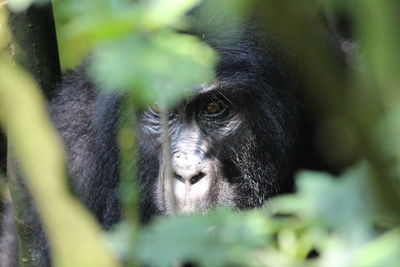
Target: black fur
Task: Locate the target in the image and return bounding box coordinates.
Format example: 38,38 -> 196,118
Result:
0,200 -> 18,267
0,25 -> 304,266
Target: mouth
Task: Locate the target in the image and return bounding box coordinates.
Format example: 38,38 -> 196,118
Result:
156,170 -> 239,215
157,172 -> 214,214
174,174 -> 213,214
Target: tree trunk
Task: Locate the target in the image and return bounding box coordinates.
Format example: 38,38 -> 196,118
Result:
8,3 -> 60,99
7,2 -> 60,266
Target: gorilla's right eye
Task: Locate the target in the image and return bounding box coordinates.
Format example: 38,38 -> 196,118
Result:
206,102 -> 222,114
202,100 -> 229,118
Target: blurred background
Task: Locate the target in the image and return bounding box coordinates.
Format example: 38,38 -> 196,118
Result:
1,0 -> 400,266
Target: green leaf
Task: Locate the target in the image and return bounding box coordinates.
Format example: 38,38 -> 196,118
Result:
143,0 -> 201,30
89,31 -> 216,107
137,210 -> 273,266
271,163 -> 377,242
355,228 -> 400,267
0,55 -> 119,267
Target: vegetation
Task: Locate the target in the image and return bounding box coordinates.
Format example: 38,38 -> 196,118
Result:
1,0 -> 400,266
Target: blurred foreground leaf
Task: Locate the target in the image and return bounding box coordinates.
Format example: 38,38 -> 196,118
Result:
271,163 -> 377,243
0,53 -> 119,267
136,210 -> 273,267
89,31 -> 216,107
355,228 -> 400,267
54,0 -> 202,69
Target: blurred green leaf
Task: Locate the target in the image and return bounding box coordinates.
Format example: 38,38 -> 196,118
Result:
0,54 -> 120,267
54,0 -> 204,69
271,163 -> 377,242
142,0 -> 200,30
89,31 -> 216,107
355,228 -> 400,267
137,210 -> 273,266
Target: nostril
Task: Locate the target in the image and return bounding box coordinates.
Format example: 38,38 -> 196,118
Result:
174,173 -> 185,183
189,172 -> 206,185
174,171 -> 206,185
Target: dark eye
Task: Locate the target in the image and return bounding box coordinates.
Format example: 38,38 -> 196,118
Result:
207,102 -> 222,114
203,101 -> 228,117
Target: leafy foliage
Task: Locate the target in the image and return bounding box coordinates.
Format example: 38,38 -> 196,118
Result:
3,0 -> 400,266
89,32 -> 215,106
53,0 -> 216,107
125,164 -> 399,267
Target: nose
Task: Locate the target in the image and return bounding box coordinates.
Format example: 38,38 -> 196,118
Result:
172,151 -> 206,185
174,171 -> 206,185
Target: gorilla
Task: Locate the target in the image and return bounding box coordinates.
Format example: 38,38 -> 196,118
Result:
52,27 -> 302,226
0,19 -> 306,267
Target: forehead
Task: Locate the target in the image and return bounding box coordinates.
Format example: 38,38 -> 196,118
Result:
193,44 -> 261,93
187,28 -> 289,98
203,36 -> 277,90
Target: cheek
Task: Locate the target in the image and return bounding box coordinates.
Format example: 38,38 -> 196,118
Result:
215,129 -> 255,182
220,114 -> 243,136
200,114 -> 243,138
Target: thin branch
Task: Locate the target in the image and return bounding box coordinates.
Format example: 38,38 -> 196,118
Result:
159,100 -> 177,214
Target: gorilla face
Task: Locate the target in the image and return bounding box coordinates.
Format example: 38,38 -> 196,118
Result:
140,84 -> 243,214
138,31 -> 302,215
